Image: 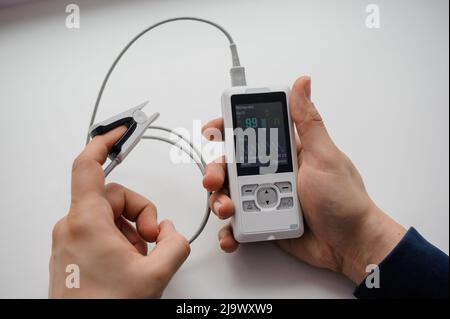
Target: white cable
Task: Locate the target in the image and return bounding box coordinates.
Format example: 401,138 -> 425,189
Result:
142,134 -> 205,174
87,17 -> 245,244
86,16 -> 246,144
146,126 -> 206,169
104,159 -> 119,177
141,134 -> 211,243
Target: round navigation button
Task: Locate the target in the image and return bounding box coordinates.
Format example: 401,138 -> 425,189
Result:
256,186 -> 278,208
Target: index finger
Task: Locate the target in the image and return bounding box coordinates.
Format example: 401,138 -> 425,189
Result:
71,126 -> 127,201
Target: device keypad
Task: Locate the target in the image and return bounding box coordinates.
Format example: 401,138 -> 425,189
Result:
241,184 -> 258,196
275,182 -> 292,193
277,197 -> 294,210
241,182 -> 294,212
242,200 -> 260,212
256,186 -> 278,207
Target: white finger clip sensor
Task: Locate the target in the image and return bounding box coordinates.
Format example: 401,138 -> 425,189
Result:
89,101 -> 160,176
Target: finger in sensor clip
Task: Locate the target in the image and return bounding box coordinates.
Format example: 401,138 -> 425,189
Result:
88,101 -> 160,176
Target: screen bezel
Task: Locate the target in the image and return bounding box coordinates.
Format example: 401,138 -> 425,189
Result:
231,91 -> 294,176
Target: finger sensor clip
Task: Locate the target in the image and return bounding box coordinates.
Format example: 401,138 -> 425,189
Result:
89,101 -> 159,176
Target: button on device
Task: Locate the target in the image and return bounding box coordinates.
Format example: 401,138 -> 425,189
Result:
242,200 -> 260,212
275,182 -> 292,193
256,186 -> 278,208
241,184 -> 258,196
277,197 -> 294,210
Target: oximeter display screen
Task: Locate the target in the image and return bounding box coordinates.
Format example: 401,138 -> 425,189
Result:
231,92 -> 293,176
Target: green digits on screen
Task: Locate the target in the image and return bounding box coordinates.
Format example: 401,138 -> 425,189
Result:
245,117 -> 258,128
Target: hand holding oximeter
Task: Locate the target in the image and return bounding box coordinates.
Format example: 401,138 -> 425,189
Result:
221,86 -> 304,242
51,14 -> 445,299
85,17 -> 304,245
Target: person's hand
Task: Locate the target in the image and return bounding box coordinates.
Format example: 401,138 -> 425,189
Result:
201,76 -> 406,284
49,127 -> 190,298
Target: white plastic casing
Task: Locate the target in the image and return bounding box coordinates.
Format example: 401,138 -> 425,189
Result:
221,85 -> 304,243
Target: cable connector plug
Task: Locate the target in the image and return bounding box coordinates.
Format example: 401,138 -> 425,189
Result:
230,66 -> 247,87
229,43 -> 246,86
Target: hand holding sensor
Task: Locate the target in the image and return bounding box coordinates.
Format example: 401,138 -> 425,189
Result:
89,101 -> 159,176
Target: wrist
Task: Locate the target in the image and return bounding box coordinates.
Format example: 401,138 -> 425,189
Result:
340,204 -> 407,284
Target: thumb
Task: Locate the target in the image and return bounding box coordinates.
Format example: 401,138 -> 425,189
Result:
290,76 -> 334,154
143,220 -> 190,285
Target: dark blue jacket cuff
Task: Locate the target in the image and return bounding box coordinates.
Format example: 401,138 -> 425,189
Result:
354,227 -> 449,299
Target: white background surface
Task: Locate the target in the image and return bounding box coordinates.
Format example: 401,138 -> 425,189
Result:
0,0 -> 448,298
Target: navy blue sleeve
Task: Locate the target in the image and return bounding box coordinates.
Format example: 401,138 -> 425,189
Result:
354,227 -> 449,299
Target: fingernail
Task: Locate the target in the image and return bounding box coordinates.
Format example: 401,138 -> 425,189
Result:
213,201 -> 222,216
